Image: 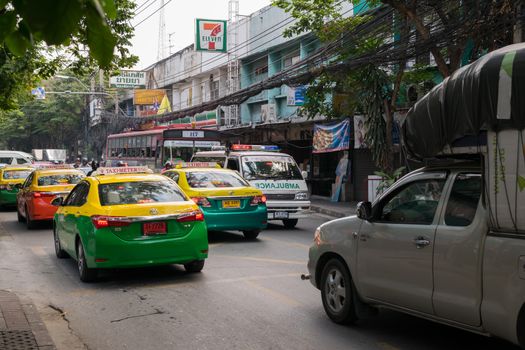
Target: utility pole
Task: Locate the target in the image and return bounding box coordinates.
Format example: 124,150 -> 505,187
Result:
226,0 -> 240,126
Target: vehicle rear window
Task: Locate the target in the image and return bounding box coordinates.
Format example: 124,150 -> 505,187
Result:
0,157 -> 13,164
98,181 -> 187,206
37,174 -> 84,186
3,170 -> 32,180
186,171 -> 248,188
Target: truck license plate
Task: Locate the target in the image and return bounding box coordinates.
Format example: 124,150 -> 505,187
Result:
274,211 -> 289,219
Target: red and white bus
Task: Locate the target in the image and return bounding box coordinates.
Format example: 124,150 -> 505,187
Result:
105,127 -> 221,169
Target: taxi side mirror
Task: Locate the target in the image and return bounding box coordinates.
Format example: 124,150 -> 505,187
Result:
356,201 -> 372,221
301,171 -> 308,179
51,197 -> 63,207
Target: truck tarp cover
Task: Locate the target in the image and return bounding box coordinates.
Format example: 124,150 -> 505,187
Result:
402,43 -> 525,160
402,43 -> 525,233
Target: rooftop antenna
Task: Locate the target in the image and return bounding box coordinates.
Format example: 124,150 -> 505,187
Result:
156,0 -> 167,60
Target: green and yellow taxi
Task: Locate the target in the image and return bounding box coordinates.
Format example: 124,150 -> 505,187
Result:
163,162 -> 267,240
0,165 -> 33,207
52,167 -> 208,282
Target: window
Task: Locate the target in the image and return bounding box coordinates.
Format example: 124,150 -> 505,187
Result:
37,174 -> 85,186
98,181 -> 187,206
241,156 -> 302,180
0,157 -> 13,164
3,170 -> 32,180
64,182 -> 90,207
226,158 -> 239,171
22,173 -> 34,188
378,179 -> 446,225
283,52 -> 300,68
164,171 -> 180,183
186,171 -> 248,188
15,158 -> 29,164
210,80 -> 219,100
445,173 -> 481,226
254,65 -> 268,76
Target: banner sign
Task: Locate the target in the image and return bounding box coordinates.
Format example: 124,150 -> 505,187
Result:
195,19 -> 227,52
313,119 -> 350,153
110,71 -> 146,89
134,89 -> 166,105
354,115 -> 368,149
487,129 -> 525,232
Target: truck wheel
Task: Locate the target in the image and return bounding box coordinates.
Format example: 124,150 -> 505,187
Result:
320,258 -> 358,324
283,219 -> 298,229
77,239 -> 97,282
242,230 -> 260,240
184,260 -> 205,273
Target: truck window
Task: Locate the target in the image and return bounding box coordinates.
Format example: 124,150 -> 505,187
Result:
444,173 -> 481,227
379,179 -> 446,225
226,158 -> 239,171
241,155 -> 302,180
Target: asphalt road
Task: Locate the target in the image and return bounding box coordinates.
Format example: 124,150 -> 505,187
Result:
0,210 -> 519,350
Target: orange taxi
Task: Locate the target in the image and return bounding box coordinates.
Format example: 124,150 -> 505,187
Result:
17,166 -> 85,229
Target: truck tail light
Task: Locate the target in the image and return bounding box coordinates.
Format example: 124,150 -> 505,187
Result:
177,211 -> 204,223
250,195 -> 267,206
191,197 -> 211,207
91,215 -> 131,229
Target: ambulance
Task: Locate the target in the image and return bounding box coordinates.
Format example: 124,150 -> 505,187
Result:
191,145 -> 310,228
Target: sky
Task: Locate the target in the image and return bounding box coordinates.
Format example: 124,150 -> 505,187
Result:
130,0 -> 272,69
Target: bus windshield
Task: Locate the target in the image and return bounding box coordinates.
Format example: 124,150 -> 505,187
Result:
241,155 -> 302,181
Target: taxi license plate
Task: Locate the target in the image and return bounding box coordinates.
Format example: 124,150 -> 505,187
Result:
274,211 -> 289,219
143,222 -> 167,235
222,200 -> 240,208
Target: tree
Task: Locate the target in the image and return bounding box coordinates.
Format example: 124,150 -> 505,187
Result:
0,0 -> 138,110
273,0 -> 519,171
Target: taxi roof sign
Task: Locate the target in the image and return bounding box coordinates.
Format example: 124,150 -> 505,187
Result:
175,162 -> 221,169
35,164 -> 74,170
93,166 -> 153,176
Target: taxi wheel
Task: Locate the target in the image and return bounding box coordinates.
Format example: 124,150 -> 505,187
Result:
184,260 -> 205,273
283,219 -> 298,229
25,206 -> 36,230
17,207 -> 24,223
320,258 -> 358,324
77,240 -> 97,282
242,230 -> 260,240
53,227 -> 68,259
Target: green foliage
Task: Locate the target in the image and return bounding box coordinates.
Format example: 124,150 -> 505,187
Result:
374,166 -> 405,195
1,0 -> 120,67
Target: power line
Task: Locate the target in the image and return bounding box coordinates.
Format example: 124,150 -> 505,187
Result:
134,0 -> 158,18
133,0 -> 172,27
134,0 -> 156,14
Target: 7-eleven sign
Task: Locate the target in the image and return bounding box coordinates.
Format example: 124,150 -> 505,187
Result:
195,19 -> 227,52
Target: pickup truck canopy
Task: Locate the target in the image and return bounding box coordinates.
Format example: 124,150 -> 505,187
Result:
402,43 -> 525,160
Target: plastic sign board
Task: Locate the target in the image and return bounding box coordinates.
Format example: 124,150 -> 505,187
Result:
195,19 -> 227,52
176,162 -> 220,168
110,71 -> 146,89
31,87 -> 45,100
93,167 -> 153,175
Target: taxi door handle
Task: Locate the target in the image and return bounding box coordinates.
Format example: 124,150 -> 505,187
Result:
414,236 -> 430,248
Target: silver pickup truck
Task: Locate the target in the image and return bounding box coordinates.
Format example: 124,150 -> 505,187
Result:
306,163 -> 525,348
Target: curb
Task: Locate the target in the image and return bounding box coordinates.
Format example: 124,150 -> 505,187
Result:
0,290 -> 56,349
310,205 -> 351,218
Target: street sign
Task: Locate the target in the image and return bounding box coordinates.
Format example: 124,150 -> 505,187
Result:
195,19 -> 227,52
31,87 -> 45,100
109,71 -> 146,89
287,85 -> 306,106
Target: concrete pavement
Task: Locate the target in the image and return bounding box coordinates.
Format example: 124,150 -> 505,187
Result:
310,195 -> 357,218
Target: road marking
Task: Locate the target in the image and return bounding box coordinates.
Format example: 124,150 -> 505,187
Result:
263,236 -> 311,249
30,246 -> 47,256
213,254 -> 305,266
245,280 -> 301,307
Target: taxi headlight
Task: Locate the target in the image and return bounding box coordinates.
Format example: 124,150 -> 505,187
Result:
295,191 -> 309,200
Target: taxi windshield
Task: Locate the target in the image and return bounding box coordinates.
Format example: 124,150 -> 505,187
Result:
37,174 -> 84,186
241,156 -> 302,180
186,171 -> 248,188
3,170 -> 32,180
99,181 -> 187,206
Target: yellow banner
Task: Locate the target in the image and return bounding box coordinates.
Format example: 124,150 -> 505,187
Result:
134,89 -> 166,105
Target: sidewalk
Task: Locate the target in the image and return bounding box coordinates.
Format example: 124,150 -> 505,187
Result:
0,290 -> 56,350
310,195 -> 358,218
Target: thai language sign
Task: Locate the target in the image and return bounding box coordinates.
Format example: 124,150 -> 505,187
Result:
133,89 -> 166,105
195,19 -> 227,52
313,119 -> 350,153
110,71 -> 146,89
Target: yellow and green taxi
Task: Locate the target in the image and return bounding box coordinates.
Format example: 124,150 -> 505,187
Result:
0,165 -> 34,207
163,162 -> 267,240
52,167 -> 208,282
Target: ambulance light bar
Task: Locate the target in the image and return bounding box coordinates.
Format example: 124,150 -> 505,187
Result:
230,144 -> 280,151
